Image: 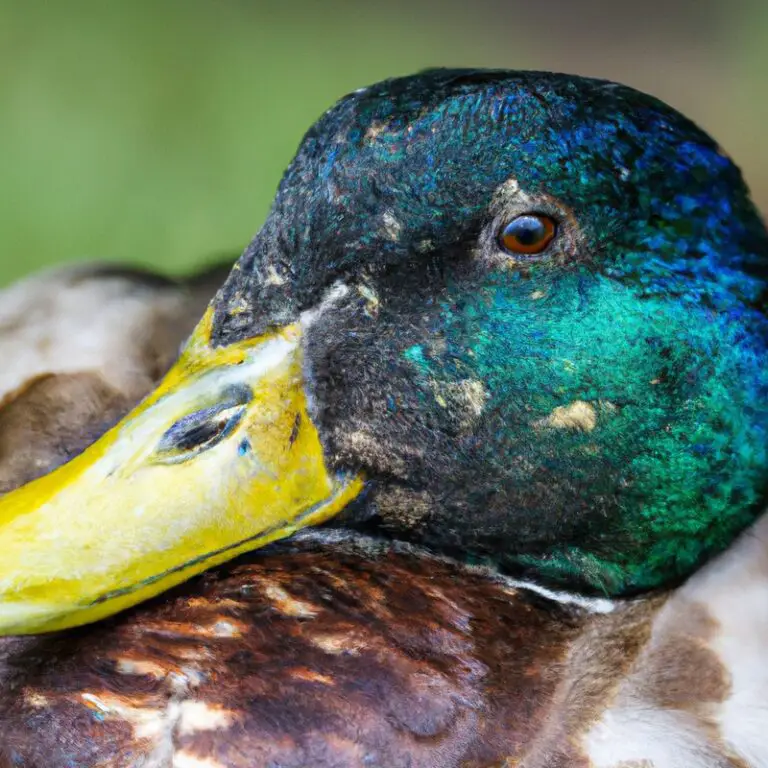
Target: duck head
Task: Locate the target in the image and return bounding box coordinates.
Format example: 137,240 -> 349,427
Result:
2,69 -> 768,634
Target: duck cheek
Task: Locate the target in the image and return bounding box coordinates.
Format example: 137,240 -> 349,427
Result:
300,312 -> 430,485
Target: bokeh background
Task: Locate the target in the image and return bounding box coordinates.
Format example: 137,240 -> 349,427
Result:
1,0 -> 766,285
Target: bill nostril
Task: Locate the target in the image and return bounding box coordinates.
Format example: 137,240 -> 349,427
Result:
155,404 -> 246,460
154,384 -> 253,461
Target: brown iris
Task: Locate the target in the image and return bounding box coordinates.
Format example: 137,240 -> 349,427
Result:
499,214 -> 557,255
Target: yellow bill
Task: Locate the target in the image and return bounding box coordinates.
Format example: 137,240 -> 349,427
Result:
0,309 -> 364,635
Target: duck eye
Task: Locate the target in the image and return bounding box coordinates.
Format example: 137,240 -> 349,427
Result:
499,214 -> 557,256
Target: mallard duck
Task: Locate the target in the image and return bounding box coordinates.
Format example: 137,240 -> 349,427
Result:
1,69 -> 767,767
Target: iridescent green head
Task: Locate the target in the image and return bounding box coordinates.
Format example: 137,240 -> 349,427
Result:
215,69 -> 768,595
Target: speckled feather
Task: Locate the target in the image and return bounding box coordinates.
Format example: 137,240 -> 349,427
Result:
0,544 -> 592,768
3,526 -> 768,767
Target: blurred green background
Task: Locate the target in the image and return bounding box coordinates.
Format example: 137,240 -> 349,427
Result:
1,0 -> 766,285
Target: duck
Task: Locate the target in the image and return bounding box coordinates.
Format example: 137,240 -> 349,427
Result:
0,69 -> 767,768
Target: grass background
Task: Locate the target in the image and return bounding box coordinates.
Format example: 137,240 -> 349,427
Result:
1,0 -> 766,285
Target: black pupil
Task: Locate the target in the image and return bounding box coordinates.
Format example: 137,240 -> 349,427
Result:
506,215 -> 546,245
